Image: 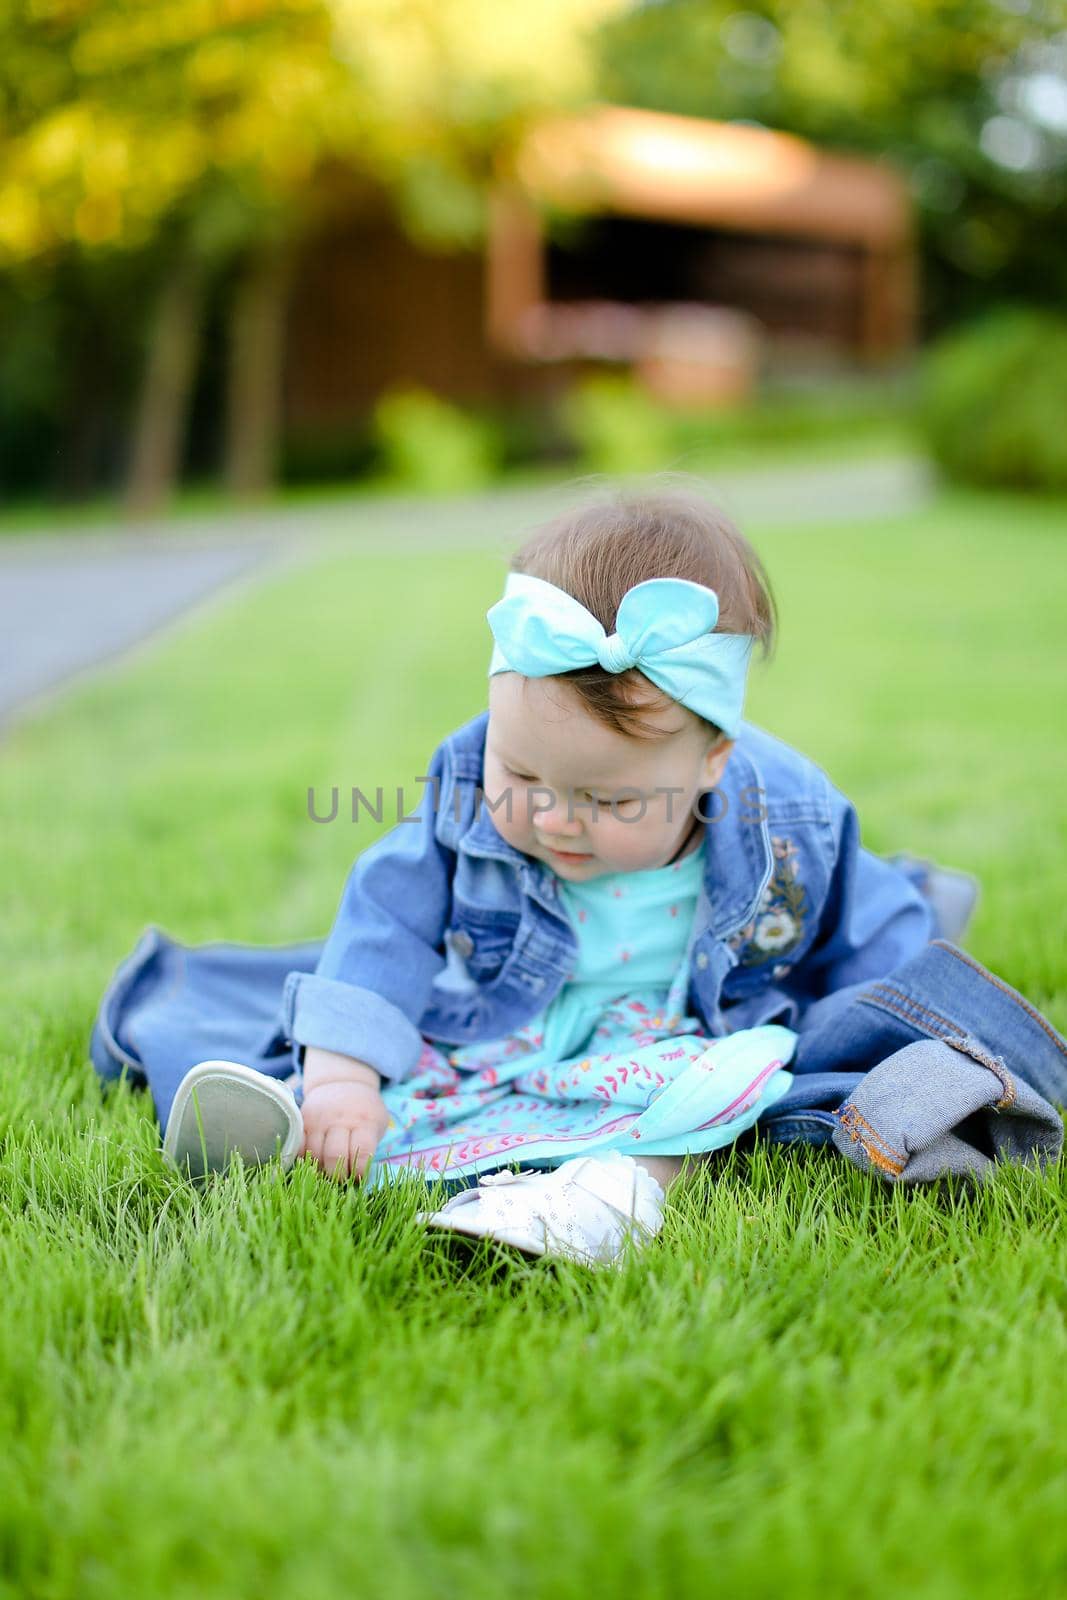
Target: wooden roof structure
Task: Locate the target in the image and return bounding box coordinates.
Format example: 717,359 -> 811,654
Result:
487,103 -> 915,361
514,103 -> 911,247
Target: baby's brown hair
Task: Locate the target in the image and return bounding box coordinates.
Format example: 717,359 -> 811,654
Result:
509,479 -> 777,742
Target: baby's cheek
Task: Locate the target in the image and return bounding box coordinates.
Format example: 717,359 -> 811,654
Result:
597,815 -> 670,870
487,792 -> 533,852
479,762 -> 528,847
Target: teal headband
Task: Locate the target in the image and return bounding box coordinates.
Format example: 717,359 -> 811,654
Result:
487,572 -> 754,738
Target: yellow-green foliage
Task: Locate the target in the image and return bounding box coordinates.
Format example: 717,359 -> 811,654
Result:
0,0 -> 628,266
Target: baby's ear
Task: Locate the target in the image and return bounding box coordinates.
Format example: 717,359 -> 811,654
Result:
703,736 -> 735,787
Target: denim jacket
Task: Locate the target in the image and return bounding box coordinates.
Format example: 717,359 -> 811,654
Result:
282,710 -> 937,1083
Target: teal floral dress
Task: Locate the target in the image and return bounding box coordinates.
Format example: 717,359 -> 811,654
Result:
367,839 -> 795,1186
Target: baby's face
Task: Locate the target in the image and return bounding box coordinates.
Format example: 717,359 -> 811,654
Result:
484,673 -> 732,880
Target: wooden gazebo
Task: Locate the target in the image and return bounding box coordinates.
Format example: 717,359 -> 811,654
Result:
282,104 -> 916,436
488,103 -> 915,363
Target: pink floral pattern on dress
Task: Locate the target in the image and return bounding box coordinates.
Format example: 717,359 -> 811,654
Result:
374,1016 -> 792,1178
363,836 -> 795,1182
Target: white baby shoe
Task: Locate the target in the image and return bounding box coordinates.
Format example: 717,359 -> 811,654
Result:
162,1059 -> 304,1179
418,1150 -> 666,1267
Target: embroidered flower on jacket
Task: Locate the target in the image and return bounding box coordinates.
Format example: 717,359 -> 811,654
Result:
752,910 -> 798,951
773,837 -> 799,867
727,834 -> 809,967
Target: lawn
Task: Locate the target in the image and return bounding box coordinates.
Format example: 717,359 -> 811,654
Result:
1,486 -> 1066,1599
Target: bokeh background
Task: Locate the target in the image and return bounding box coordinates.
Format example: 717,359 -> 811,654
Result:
2,0 -> 1066,513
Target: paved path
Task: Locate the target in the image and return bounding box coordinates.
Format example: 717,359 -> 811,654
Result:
0,455 -> 934,727
0,532 -> 291,729
108,454 -> 929,549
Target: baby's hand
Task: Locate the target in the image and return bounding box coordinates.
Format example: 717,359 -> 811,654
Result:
299,1080 -> 390,1182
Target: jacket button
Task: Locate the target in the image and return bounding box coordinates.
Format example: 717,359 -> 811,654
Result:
772,963 -> 791,979
450,930 -> 474,959
695,952 -> 710,970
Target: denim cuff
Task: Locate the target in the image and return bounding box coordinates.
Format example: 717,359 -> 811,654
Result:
282,972 -> 423,1083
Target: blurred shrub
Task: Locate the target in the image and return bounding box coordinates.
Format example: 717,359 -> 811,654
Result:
281,424 -> 378,486
921,308 -> 1067,493
494,402 -> 574,470
561,373 -> 675,475
373,386 -> 500,492
558,372 -> 909,476
674,379 -> 910,458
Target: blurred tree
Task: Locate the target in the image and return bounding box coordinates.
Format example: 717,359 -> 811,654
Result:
598,0 -> 1067,332
0,0 -> 623,513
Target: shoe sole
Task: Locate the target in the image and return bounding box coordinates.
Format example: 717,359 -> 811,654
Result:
163,1059 -> 303,1179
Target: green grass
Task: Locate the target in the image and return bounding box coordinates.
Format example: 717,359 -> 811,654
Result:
2,487 -> 1066,1598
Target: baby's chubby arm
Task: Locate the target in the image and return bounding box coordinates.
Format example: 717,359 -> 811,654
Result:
284,736 -> 457,1087
298,1045 -> 390,1181
286,735 -> 465,1178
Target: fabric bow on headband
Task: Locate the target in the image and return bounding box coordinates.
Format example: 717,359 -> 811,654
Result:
486,572 -> 754,738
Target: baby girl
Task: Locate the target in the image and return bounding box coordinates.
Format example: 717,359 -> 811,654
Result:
161,486 -> 962,1264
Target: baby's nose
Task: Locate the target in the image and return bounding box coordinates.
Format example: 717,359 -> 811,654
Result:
533,790 -> 585,836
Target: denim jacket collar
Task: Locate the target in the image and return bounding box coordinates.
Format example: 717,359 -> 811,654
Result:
453,713 -> 773,942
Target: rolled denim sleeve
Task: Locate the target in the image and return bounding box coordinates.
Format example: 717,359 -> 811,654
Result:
799,787 -> 937,997
282,743 -> 455,1082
